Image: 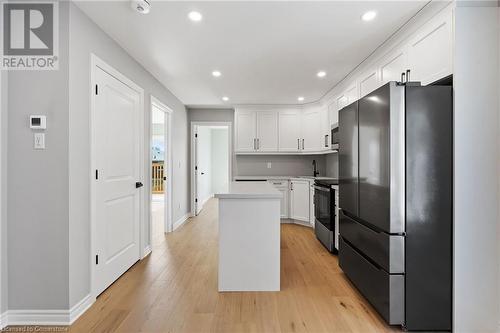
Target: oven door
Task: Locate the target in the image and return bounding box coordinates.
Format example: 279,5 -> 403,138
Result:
314,185 -> 332,230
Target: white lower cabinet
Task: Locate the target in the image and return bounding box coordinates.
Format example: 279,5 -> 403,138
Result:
290,179 -> 310,222
268,180 -> 289,219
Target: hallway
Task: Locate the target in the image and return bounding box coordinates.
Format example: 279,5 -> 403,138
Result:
69,199 -> 400,333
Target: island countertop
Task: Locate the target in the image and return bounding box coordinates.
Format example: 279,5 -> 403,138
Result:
214,181 -> 282,199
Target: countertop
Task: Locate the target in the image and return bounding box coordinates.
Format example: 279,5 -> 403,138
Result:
234,175 -> 338,181
214,181 -> 282,199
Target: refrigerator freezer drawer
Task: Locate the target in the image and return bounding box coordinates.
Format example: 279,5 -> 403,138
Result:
339,211 -> 404,273
339,238 -> 404,325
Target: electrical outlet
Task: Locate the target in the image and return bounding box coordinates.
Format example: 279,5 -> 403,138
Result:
267,162 -> 272,169
34,133 -> 45,149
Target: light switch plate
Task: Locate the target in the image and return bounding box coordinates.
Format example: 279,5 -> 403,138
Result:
34,133 -> 45,149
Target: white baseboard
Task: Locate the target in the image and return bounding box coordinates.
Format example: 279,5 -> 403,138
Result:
69,294 -> 93,324
142,245 -> 152,258
0,311 -> 7,329
1,294 -> 94,327
173,212 -> 192,231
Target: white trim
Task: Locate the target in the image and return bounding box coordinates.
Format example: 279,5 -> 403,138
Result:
150,96 -> 174,234
0,311 -> 7,329
69,294 -> 93,324
190,121 -> 233,216
90,53 -> 145,300
142,245 -> 152,259
173,213 -> 192,231
0,295 -> 94,327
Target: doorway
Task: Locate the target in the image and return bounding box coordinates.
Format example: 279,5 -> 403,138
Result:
150,97 -> 173,243
191,122 -> 232,215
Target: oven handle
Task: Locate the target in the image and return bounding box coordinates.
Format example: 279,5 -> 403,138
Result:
314,185 -> 331,192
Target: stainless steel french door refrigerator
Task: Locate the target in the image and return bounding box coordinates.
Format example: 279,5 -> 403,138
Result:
338,81 -> 452,331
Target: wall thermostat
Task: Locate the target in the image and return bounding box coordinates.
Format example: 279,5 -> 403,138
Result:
30,115 -> 46,129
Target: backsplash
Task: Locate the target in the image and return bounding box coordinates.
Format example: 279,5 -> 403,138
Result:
235,155 -> 327,177
325,153 -> 338,178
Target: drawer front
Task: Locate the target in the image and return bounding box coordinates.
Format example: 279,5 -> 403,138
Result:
339,238 -> 404,325
340,211 -> 404,273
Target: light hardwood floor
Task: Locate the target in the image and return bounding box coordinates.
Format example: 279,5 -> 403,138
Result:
68,198 -> 401,333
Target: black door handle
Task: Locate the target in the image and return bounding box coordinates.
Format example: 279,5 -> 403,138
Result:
136,182 -> 143,188
201,172 -> 205,175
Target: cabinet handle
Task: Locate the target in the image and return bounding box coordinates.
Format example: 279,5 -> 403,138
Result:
401,72 -> 406,84
406,69 -> 411,82
302,139 -> 305,150
257,138 -> 260,150
325,134 -> 329,148
253,138 -> 256,150
290,182 -> 294,191
297,139 -> 300,150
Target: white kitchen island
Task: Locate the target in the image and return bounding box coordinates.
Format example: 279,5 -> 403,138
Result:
214,181 -> 281,292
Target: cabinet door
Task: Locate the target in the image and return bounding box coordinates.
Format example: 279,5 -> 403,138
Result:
380,49 -> 407,84
407,11 -> 452,85
345,85 -> 359,104
290,180 -> 310,222
278,109 -> 302,152
235,110 -> 256,152
359,68 -> 380,98
302,108 -> 322,151
328,99 -> 338,125
268,180 -> 289,218
320,105 -> 330,150
256,111 -> 278,151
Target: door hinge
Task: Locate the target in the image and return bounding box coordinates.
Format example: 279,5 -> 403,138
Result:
195,166 -> 198,171
195,198 -> 198,203
95,84 -> 98,95
195,133 -> 198,138
95,254 -> 99,265
95,169 -> 99,180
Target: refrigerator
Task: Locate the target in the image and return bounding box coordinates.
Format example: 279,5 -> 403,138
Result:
338,81 -> 452,331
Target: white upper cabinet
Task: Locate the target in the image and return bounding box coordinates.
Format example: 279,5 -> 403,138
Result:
380,49 -> 408,84
328,99 -> 338,126
345,85 -> 359,105
320,104 -> 330,150
235,110 -> 257,152
407,10 -> 452,85
256,111 -> 278,151
359,68 -> 381,98
278,109 -> 302,152
302,107 -> 322,151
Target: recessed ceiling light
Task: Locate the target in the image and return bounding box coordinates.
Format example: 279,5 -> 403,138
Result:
188,11 -> 203,22
361,11 -> 377,22
297,97 -> 305,102
317,71 -> 326,78
222,96 -> 229,102
212,70 -> 221,77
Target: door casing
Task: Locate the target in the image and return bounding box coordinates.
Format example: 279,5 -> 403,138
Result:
190,122 -> 232,216
149,96 -> 173,234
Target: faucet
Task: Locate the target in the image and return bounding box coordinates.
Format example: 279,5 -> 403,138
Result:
312,159 -> 319,177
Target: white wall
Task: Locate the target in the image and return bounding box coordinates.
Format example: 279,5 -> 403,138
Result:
454,4 -> 499,332
67,2 -> 189,308
211,128 -> 229,194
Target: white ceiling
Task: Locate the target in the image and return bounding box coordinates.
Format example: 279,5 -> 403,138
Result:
75,1 -> 429,107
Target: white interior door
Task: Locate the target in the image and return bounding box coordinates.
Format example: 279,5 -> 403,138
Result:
95,66 -> 142,296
